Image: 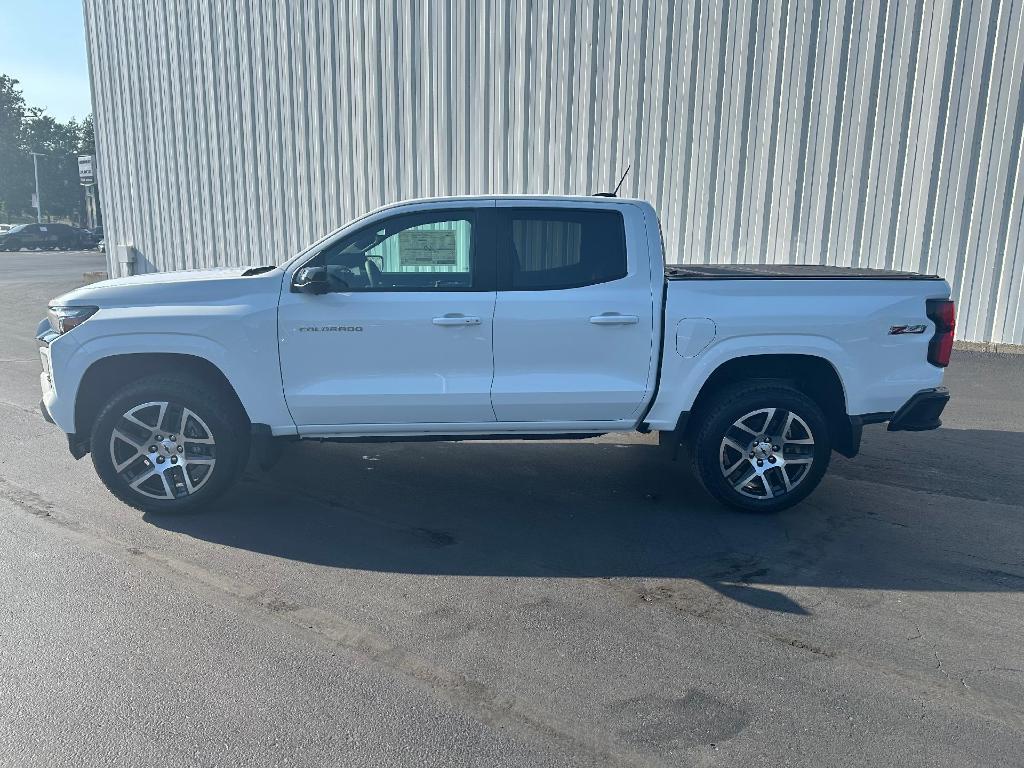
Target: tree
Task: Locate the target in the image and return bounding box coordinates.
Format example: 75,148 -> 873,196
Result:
23,111 -> 83,220
78,114 -> 95,156
0,75 -> 31,221
0,74 -> 94,223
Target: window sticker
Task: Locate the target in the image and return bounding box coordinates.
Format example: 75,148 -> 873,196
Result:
398,230 -> 458,267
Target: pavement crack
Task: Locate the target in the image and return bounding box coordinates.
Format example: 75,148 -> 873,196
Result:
0,398 -> 40,416
933,651 -> 951,681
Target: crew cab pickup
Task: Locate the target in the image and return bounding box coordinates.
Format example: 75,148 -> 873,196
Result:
37,196 -> 954,513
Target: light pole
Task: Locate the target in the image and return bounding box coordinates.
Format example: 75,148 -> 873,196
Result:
29,152 -> 47,223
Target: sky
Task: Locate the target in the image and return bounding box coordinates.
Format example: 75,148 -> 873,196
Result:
0,0 -> 92,122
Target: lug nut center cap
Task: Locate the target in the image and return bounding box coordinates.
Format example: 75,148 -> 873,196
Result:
752,440 -> 773,459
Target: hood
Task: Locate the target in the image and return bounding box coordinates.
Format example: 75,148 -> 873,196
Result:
51,266 -> 283,307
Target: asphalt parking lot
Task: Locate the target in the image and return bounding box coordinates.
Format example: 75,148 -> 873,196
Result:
0,250 -> 1022,767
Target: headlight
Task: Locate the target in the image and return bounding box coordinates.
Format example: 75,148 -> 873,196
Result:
47,305 -> 98,334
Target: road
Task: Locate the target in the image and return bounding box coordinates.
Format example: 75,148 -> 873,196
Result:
0,251 -> 1022,767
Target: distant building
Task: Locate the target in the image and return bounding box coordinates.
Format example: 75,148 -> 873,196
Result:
85,0 -> 1024,344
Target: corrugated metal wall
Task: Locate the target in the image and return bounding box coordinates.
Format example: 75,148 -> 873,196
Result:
84,0 -> 1024,343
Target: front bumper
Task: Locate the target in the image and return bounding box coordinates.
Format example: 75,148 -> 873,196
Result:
887,387 -> 949,432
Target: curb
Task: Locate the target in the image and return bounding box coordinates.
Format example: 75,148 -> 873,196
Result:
82,271 -> 108,285
953,340 -> 1024,356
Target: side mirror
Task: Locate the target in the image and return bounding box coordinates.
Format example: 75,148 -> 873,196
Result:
292,266 -> 330,294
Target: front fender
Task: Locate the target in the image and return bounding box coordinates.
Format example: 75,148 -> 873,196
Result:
48,331 -> 295,435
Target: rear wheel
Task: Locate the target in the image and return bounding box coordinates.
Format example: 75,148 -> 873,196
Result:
91,375 -> 248,513
690,382 -> 831,513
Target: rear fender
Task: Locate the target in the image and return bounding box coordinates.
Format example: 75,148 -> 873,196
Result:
645,334 -> 853,431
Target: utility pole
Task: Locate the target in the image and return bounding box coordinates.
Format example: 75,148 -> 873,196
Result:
30,152 -> 46,223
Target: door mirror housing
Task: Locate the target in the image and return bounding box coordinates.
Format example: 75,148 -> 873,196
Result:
292,266 -> 330,294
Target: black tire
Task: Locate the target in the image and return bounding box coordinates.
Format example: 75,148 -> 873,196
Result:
91,374 -> 249,513
690,381 -> 831,513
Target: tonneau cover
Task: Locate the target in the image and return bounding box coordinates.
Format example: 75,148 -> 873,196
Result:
665,263 -> 941,280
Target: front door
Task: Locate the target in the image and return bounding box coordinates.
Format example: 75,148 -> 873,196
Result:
278,205 -> 497,429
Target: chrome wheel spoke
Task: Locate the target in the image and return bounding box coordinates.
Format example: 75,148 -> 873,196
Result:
734,421 -> 758,436
111,428 -> 145,449
128,467 -> 157,487
722,436 -> 748,455
157,473 -> 173,498
778,466 -> 793,492
782,412 -> 796,440
112,446 -> 143,472
759,474 -> 774,498
781,410 -> 814,445
122,410 -> 156,432
723,457 -> 746,475
732,468 -> 758,492
129,466 -> 165,494
181,408 -> 215,443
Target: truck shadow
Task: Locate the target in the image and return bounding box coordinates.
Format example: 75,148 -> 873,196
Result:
146,427 -> 1024,615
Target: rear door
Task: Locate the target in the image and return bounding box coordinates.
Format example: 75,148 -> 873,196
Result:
490,202 -> 658,423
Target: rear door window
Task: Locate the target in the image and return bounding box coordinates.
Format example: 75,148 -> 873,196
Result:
498,209 -> 627,290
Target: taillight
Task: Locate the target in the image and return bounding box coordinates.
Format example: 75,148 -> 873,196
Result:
926,299 -> 955,367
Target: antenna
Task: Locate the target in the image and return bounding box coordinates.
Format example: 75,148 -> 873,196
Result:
592,164 -> 632,198
612,164 -> 631,196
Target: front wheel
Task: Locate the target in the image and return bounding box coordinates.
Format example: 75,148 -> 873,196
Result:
690,382 -> 831,513
91,375 -> 249,513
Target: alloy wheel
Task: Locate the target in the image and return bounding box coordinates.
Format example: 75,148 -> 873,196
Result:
719,407 -> 815,500
108,400 -> 217,500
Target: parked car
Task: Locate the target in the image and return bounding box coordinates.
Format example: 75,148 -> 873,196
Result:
0,224 -> 13,234
0,222 -> 89,251
37,196 -> 954,514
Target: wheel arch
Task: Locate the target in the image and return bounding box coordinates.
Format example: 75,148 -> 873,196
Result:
74,353 -> 251,438
681,353 -> 857,457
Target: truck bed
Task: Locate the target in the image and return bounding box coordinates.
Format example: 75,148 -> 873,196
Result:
665,263 -> 941,280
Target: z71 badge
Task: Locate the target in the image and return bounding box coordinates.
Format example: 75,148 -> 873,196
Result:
889,324 -> 926,335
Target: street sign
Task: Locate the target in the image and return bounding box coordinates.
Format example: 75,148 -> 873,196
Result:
31,192 -> 38,209
78,155 -> 94,185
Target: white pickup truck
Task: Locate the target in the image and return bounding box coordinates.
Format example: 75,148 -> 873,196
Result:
38,196 -> 954,514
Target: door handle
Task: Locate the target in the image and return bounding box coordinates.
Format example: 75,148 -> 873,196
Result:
589,313 -> 639,325
433,314 -> 481,326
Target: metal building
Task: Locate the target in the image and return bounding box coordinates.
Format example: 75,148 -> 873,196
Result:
84,0 -> 1024,344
